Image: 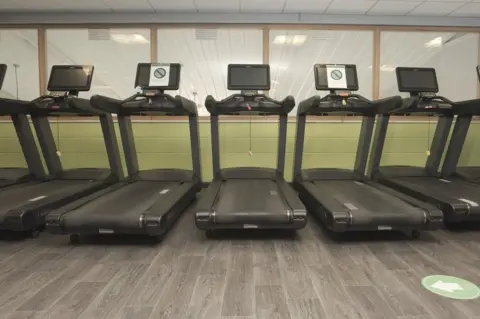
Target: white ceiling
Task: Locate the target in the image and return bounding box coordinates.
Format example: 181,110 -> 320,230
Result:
1,0 -> 480,17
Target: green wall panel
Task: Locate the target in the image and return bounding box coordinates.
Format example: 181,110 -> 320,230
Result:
1,120 -> 478,182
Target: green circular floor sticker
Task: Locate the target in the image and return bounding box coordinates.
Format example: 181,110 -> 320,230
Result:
422,275 -> 480,300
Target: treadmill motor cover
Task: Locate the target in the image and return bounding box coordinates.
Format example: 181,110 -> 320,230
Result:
314,64 -> 359,91
135,63 -> 181,91
47,65 -> 94,92
396,67 -> 439,93
227,64 -> 270,91
0,64 -> 6,90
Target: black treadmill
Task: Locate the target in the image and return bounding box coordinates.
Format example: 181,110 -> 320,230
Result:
195,64 -> 306,235
294,64 -> 443,237
369,66 -> 480,224
0,65 -> 123,237
0,64 -> 47,189
46,63 -> 201,242
440,65 -> 480,183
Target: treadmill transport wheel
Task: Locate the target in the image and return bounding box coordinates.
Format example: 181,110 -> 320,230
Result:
205,230 -> 215,239
411,229 -> 421,239
69,233 -> 80,244
30,230 -> 40,239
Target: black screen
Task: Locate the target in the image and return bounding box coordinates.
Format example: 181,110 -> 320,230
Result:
228,64 -> 270,91
47,65 -> 94,91
477,65 -> 480,82
396,67 -> 438,93
0,64 -> 6,90
314,64 -> 359,91
134,63 -> 181,90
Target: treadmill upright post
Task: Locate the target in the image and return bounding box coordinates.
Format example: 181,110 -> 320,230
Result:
292,114 -> 306,180
276,114 -> 288,176
117,115 -> 139,177
367,114 -> 390,178
11,113 -> 46,178
99,114 -> 124,179
31,115 -> 63,176
188,114 -> 202,180
354,115 -> 375,176
425,115 -> 453,176
210,114 -> 221,177
441,115 -> 471,177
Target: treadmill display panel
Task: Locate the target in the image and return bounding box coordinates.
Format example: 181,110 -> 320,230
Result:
47,65 -> 94,92
0,64 -> 6,90
396,67 -> 439,93
314,64 -> 358,91
228,64 -> 270,91
135,63 -> 181,90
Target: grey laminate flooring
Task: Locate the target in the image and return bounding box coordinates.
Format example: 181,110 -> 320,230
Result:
0,208 -> 479,319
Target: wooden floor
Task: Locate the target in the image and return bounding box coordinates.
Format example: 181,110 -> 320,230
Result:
0,208 -> 479,319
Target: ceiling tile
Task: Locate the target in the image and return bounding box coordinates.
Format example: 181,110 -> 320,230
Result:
283,0 -> 331,13
148,0 -> 197,11
102,0 -> 155,12
423,0 -> 469,2
196,0 -> 240,12
408,1 -> 465,16
241,0 -> 284,13
54,0 -> 111,12
327,0 -> 377,15
368,1 -> 422,15
0,0 -> 24,10
449,3 -> 480,16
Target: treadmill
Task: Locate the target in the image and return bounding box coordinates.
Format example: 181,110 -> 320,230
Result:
369,66 -> 480,224
440,65 -> 480,183
195,64 -> 307,235
46,63 -> 201,243
0,65 -> 123,237
293,64 -> 443,237
0,64 -> 47,189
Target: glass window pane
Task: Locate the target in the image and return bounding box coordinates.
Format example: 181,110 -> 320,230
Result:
269,29 -> 374,114
46,28 -> 150,99
380,32 -> 479,100
0,29 -> 39,100
157,28 -> 263,115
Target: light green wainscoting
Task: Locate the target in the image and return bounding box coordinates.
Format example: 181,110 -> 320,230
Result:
0,119 -> 477,182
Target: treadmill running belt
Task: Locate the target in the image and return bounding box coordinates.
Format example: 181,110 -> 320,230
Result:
60,181 -> 187,229
312,180 -> 426,225
392,177 -> 480,213
214,179 -> 291,224
0,180 -> 97,221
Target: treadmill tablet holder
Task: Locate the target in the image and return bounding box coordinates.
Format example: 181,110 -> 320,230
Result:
228,64 -> 270,91
314,64 -> 359,92
0,64 -> 6,90
396,67 -> 439,94
135,63 -> 181,92
47,65 -> 94,96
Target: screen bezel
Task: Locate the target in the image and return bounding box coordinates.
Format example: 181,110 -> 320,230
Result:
396,67 -> 439,93
227,64 -> 271,91
47,65 -> 94,92
476,65 -> 480,83
134,63 -> 181,90
0,64 -> 6,90
314,64 -> 359,91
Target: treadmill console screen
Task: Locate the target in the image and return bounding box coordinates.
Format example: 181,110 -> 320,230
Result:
47,65 -> 94,92
0,64 -> 6,90
396,67 -> 438,93
228,64 -> 270,91
314,64 -> 359,91
135,63 -> 181,90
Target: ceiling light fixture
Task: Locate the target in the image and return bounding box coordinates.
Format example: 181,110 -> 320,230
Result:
424,37 -> 443,48
111,34 -> 150,44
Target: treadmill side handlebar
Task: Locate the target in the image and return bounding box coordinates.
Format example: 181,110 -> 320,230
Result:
205,94 -> 294,115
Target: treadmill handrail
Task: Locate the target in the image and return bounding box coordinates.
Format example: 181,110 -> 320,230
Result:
297,93 -> 403,116
205,93 -> 294,115
0,98 -> 32,115
90,93 -> 198,116
452,98 -> 480,116
31,95 -> 103,116
390,95 -> 454,115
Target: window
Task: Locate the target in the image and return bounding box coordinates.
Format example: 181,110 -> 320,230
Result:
46,28 -> 150,99
0,29 -> 39,101
269,29 -> 374,114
